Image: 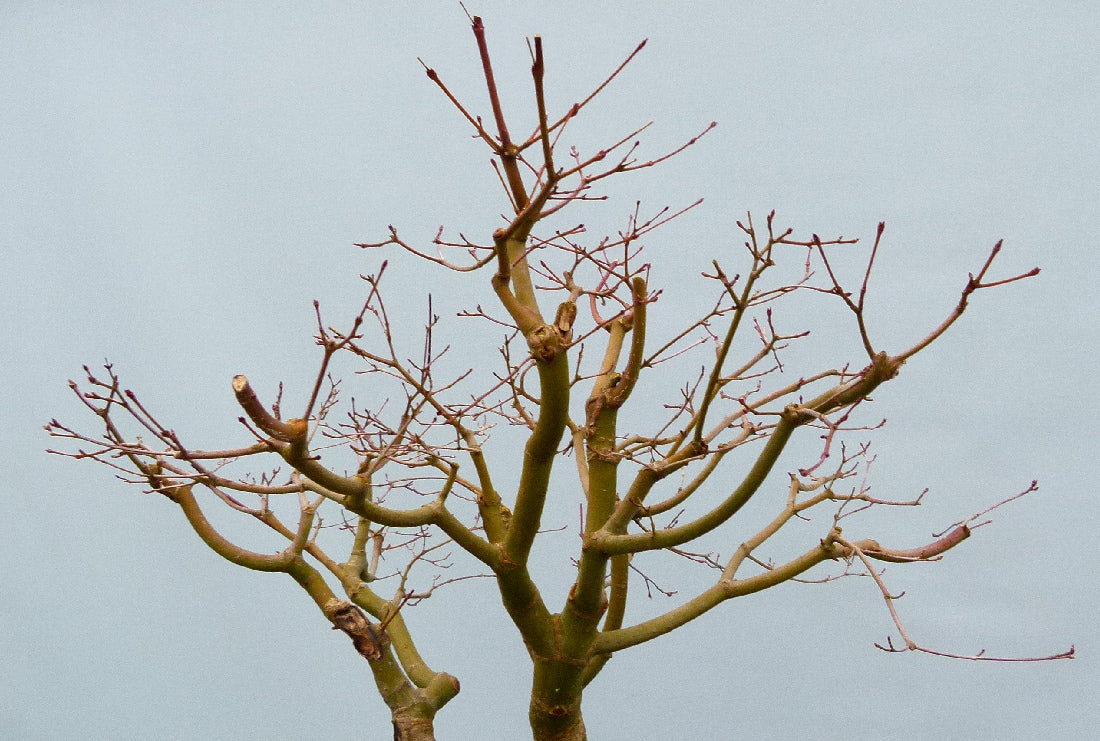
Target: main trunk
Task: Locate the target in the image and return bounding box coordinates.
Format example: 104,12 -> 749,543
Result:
529,660 -> 587,741
530,704 -> 586,741
393,714 -> 436,741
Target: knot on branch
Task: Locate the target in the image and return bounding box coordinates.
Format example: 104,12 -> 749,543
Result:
587,446 -> 623,464
781,403 -> 817,425
526,323 -> 565,363
326,599 -> 388,662
584,377 -> 618,429
604,371 -> 634,408
158,482 -> 192,503
868,351 -> 903,383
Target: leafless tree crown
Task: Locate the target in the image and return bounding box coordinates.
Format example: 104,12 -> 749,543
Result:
48,15 -> 1069,741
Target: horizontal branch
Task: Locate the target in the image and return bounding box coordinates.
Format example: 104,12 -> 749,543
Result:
859,526 -> 970,563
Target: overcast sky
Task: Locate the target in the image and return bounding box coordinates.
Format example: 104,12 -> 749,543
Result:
3,2 -> 1097,739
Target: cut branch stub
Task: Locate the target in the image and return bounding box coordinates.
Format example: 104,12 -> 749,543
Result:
554,299 -> 577,342
328,600 -> 388,662
232,375 -> 306,442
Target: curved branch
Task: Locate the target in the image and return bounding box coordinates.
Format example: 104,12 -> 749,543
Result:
166,484 -> 299,572
595,533 -> 844,654
593,409 -> 801,556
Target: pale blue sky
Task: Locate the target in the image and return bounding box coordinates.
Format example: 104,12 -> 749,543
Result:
3,3 -> 1097,739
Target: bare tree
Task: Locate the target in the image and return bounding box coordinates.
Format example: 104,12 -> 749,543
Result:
48,16 -> 1071,741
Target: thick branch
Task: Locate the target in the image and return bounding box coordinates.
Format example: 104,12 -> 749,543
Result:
592,408 -> 801,556
595,533 -> 845,653
502,350 -> 571,565
166,484 -> 302,572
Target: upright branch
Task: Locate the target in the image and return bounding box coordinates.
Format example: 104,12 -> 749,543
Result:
471,15 -> 525,209
531,36 -> 554,183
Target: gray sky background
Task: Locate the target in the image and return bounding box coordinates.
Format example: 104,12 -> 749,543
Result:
3,2 -> 1097,739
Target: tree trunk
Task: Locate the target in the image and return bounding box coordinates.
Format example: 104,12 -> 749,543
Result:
529,664 -> 587,741
530,708 -> 586,741
393,714 -> 436,741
